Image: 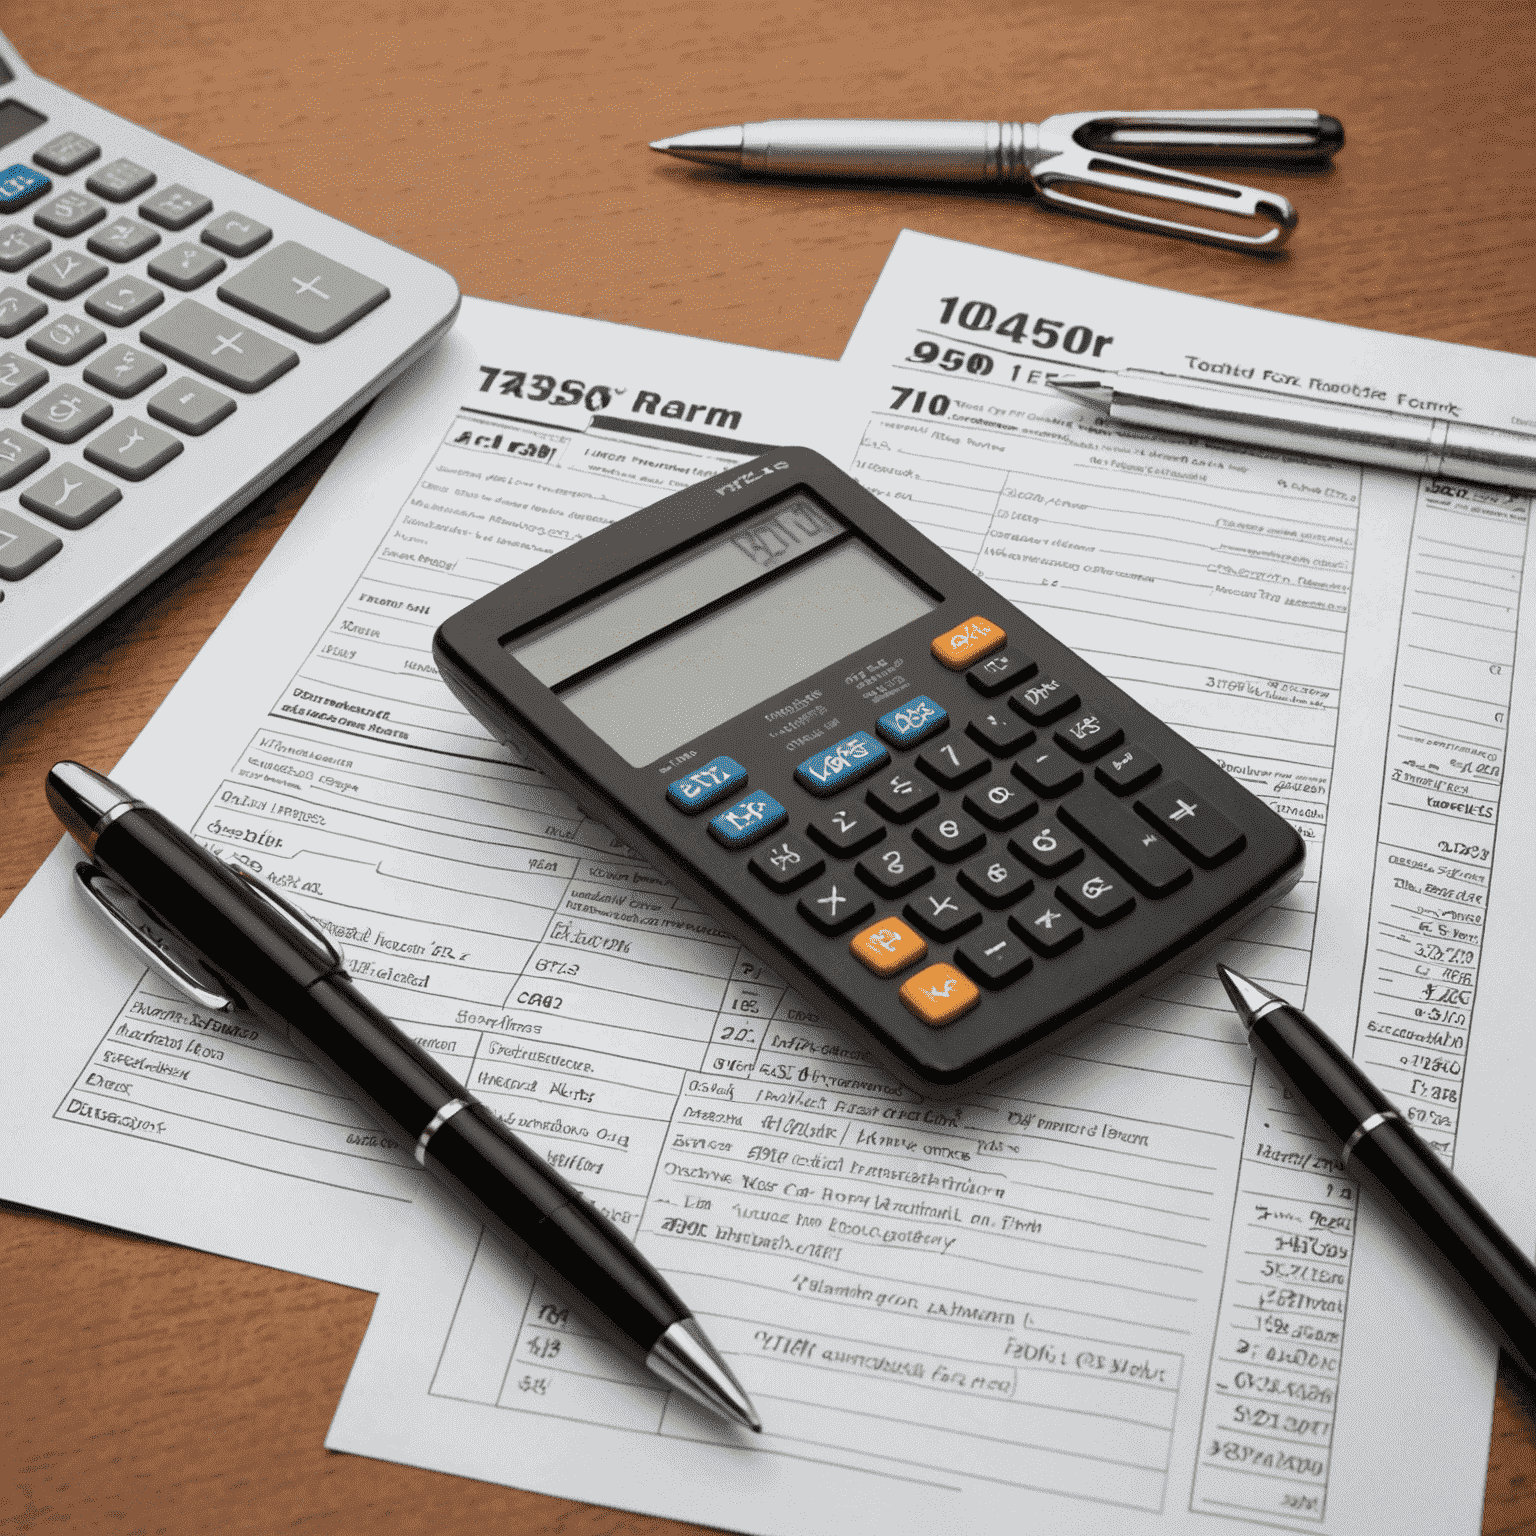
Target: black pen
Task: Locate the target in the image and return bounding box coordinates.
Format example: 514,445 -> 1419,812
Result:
1218,964 -> 1536,1378
46,761 -> 761,1431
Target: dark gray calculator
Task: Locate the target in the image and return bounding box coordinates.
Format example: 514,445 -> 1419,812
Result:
435,448 -> 1304,1092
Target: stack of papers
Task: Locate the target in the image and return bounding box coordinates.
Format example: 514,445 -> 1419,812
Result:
5,230 -> 1535,1536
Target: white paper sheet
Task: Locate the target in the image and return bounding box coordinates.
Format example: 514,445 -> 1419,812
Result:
0,297 -> 838,1289
326,237 -> 1536,1535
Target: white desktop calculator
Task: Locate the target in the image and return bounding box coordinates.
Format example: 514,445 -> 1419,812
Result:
0,29 -> 460,700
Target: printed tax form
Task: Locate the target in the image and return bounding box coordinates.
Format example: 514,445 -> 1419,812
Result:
0,298 -> 838,1289
326,240 -> 1536,1533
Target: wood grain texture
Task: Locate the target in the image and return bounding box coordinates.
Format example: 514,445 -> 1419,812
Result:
1,0 -> 1533,1528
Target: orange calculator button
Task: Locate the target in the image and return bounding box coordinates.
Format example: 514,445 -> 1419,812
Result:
899,963 -> 981,1028
849,917 -> 928,978
931,615 -> 1006,670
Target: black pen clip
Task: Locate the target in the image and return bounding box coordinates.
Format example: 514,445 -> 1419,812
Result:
74,862 -> 234,1013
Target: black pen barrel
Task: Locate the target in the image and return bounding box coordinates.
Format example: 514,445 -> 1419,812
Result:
1253,1004 -> 1536,1379
1351,1120 -> 1536,1379
1249,1006 -> 1394,1142
299,974 -> 690,1355
421,1099 -> 689,1356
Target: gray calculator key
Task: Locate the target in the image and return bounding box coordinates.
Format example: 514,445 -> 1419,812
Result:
140,300 -> 298,392
217,241 -> 388,342
20,462 -> 121,529
28,250 -> 108,300
0,351 -> 47,406
85,273 -> 164,327
23,382 -> 113,443
0,505 -> 61,578
140,184 -> 212,231
34,132 -> 101,175
27,313 -> 106,365
201,212 -> 271,258
0,285 -> 46,337
84,416 -> 183,481
88,216 -> 160,263
87,158 -> 156,203
0,427 -> 49,488
147,241 -> 224,291
147,377 -> 234,435
0,223 -> 49,272
84,343 -> 166,398
33,190 -> 107,238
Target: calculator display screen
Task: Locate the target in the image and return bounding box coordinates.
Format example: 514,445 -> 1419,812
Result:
511,492 -> 844,689
556,536 -> 935,768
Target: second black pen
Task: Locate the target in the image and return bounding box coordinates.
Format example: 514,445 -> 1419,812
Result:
1218,963 -> 1536,1380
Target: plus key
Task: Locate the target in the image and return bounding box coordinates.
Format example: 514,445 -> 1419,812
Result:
797,877 -> 875,936
1136,779 -> 1246,867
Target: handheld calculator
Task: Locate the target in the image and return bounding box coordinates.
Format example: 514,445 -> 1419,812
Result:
434,449 -> 1304,1092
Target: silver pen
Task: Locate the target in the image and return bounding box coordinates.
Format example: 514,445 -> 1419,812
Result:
650,110 -> 1344,252
1048,369 -> 1536,493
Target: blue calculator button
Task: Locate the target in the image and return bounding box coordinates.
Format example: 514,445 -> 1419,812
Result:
667,754 -> 747,814
794,731 -> 890,797
0,164 -> 50,213
709,793 -> 788,848
876,695 -> 948,749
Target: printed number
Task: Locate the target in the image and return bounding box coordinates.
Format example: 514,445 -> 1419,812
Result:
476,366 -> 613,411
1032,829 -> 1058,853
939,819 -> 960,840
935,297 -> 1113,358
941,744 -> 961,767
907,340 -> 994,375
888,386 -> 950,417
882,850 -> 906,877
986,862 -> 1008,885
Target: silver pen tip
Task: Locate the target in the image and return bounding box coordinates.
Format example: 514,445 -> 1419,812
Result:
649,125 -> 744,170
1048,378 -> 1113,410
45,761 -> 140,858
647,1317 -> 762,1431
1215,963 -> 1285,1028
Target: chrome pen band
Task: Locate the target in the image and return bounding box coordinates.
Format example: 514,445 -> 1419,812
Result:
1341,1110 -> 1401,1166
414,1098 -> 470,1165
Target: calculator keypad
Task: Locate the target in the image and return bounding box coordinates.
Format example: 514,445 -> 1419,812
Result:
0,124 -> 394,586
669,611 -> 1274,1041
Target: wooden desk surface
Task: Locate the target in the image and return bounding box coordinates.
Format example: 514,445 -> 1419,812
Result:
3,0 -> 1534,1529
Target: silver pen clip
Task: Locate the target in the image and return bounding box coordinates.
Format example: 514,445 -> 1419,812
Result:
1029,109 -> 1342,251
220,857 -> 343,969
75,862 -> 234,1013
73,856 -> 343,1014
